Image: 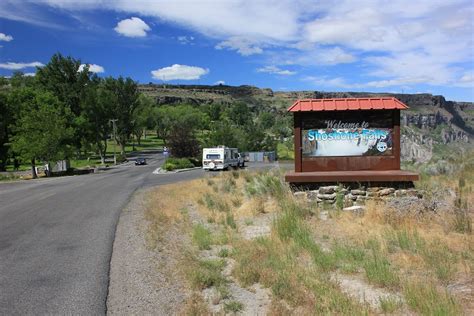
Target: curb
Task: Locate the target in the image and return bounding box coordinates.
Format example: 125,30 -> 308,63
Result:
175,167 -> 201,173
153,166 -> 201,174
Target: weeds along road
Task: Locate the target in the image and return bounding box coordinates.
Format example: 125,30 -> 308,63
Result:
0,152 -> 205,315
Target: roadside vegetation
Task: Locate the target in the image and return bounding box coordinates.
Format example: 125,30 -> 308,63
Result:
0,53 -> 293,178
162,157 -> 200,172
143,153 -> 472,314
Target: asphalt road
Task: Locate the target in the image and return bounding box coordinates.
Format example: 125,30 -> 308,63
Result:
0,152 -> 205,315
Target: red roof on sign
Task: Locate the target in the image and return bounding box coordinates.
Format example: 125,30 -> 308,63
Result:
287,97 -> 408,112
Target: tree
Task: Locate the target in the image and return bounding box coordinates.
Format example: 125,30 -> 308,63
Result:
207,120 -> 243,149
102,77 -> 139,154
132,94 -> 156,145
11,89 -> 73,178
82,77 -> 116,164
154,104 -> 208,145
0,92 -> 10,171
35,53 -> 91,152
167,125 -> 200,158
258,112 -> 275,130
224,102 -> 252,127
9,71 -> 36,89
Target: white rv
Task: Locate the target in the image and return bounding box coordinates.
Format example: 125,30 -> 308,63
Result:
202,146 -> 244,170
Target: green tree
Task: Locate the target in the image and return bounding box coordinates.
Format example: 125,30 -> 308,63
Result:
207,121 -> 243,149
0,91 -> 10,171
82,77 -> 116,164
10,71 -> 36,89
223,102 -> 252,126
11,89 -> 73,178
133,94 -> 156,145
154,104 -> 208,145
258,111 -> 275,130
35,53 -> 91,152
102,77 -> 139,154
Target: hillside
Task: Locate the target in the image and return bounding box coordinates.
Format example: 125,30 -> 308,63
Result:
139,84 -> 474,162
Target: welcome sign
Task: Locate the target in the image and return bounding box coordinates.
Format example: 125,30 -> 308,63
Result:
302,119 -> 393,157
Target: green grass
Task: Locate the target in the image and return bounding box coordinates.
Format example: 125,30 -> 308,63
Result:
0,173 -> 21,181
363,239 -> 400,288
385,229 -> 458,284
221,176 -> 236,193
105,135 -> 163,154
385,228 -> 425,253
190,258 -> 227,290
333,241 -> 366,273
224,300 -> 244,313
5,164 -> 30,172
200,192 -> 230,213
225,213 -> 237,229
403,281 -> 461,315
421,242 -> 457,283
218,248 -> 229,258
379,296 -> 403,314
245,170 -> 287,200
192,224 -> 213,250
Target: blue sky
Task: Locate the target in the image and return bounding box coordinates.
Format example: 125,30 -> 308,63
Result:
0,0 -> 473,101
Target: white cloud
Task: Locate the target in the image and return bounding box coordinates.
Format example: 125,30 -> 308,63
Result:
114,17 -> 150,37
216,37 -> 263,56
24,72 -> 36,76
79,63 -> 105,73
257,65 -> 296,76
455,72 -> 474,87
303,76 -> 353,88
177,35 -> 194,45
0,61 -> 44,70
273,46 -> 356,66
151,64 -> 209,81
214,80 -> 225,85
13,0 -> 474,90
0,33 -> 13,42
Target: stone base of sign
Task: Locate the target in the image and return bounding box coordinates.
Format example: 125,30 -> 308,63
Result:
285,170 -> 419,183
293,183 -> 422,208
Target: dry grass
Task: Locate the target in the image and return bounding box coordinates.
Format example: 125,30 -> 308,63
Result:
144,162 -> 473,314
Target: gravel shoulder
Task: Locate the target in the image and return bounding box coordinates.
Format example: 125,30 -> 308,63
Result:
107,188 -> 189,315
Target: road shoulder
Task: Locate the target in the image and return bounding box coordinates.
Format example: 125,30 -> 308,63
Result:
106,188 -> 189,315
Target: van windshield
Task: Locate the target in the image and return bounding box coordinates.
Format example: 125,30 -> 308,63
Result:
206,154 -> 220,159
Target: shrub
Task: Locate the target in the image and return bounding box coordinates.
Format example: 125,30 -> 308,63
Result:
190,259 -> 227,289
245,171 -> 287,200
192,224 -> 213,250
163,157 -> 194,171
224,301 -> 244,313
116,153 -> 127,163
221,176 -> 236,193
225,213 -> 237,229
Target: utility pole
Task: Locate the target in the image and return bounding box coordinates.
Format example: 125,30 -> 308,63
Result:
109,119 -> 118,165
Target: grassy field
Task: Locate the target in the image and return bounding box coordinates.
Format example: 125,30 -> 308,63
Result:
144,154 -> 473,314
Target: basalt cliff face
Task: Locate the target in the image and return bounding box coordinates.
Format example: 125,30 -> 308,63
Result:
139,84 -> 473,161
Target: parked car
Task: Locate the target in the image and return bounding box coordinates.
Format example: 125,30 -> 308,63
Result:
135,157 -> 147,165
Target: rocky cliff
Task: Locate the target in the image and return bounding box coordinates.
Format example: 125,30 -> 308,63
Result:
139,84 -> 474,161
